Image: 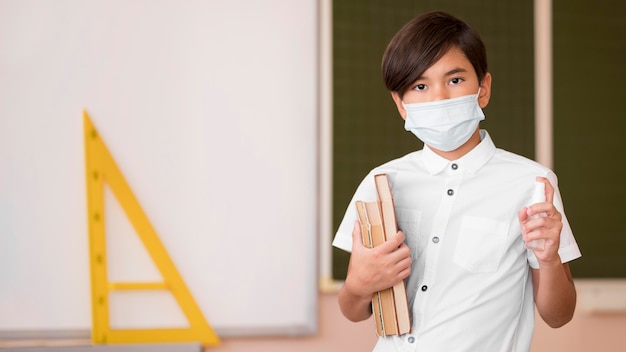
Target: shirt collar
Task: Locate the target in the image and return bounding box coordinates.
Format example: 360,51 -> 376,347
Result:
422,130 -> 496,175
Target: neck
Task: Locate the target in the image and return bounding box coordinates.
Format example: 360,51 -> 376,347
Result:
429,128 -> 481,160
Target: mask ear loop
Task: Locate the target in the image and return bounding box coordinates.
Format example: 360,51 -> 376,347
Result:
475,87 -> 482,107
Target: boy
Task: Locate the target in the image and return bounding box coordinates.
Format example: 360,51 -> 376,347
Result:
332,11 -> 581,352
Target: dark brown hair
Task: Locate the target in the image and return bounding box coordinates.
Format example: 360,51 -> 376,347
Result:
382,11 -> 488,97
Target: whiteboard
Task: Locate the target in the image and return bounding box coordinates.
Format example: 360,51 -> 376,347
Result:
0,0 -> 318,337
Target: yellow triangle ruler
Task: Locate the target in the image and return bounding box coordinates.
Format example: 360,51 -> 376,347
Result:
84,110 -> 219,345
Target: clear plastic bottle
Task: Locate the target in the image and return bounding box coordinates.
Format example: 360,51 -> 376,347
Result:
526,181 -> 547,250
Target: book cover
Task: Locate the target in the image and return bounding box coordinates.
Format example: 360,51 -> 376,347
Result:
364,201 -> 399,336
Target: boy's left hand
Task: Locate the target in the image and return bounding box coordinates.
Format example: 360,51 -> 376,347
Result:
518,176 -> 563,266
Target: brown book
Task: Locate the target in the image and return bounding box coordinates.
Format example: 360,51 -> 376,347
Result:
353,174 -> 411,336
374,174 -> 411,335
355,201 -> 382,336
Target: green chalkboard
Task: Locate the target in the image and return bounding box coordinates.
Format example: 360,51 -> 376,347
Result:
332,0 -> 535,280
553,0 -> 626,278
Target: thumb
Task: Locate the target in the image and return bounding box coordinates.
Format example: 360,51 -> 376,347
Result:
351,220 -> 366,251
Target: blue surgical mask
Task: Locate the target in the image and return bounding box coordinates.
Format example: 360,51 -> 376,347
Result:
403,91 -> 484,152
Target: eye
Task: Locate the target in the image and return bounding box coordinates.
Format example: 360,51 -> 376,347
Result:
449,77 -> 464,85
413,83 -> 427,91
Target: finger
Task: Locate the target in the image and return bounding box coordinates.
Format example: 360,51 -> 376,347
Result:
522,227 -> 543,242
387,242 -> 411,263
383,230 -> 406,250
395,252 -> 413,269
396,263 -> 412,281
351,220 -> 365,250
518,207 -> 529,223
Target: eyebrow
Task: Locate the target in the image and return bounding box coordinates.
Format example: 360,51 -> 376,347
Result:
417,67 -> 468,80
444,67 -> 468,76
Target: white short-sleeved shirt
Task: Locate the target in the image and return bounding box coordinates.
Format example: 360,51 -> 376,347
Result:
333,130 -> 581,352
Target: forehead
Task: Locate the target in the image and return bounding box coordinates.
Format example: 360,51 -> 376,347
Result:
420,46 -> 475,78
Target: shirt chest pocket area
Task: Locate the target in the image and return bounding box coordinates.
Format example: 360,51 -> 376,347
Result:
452,215 -> 509,273
395,207 -> 421,261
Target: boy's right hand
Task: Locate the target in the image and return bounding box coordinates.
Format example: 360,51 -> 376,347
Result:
344,220 -> 412,300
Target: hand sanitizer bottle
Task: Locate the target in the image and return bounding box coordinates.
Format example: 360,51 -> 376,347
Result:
526,181 -> 547,250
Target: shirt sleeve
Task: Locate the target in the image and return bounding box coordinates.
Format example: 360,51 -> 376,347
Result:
527,171 -> 582,269
331,172 -> 380,253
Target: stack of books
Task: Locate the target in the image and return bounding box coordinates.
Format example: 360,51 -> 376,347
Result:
355,174 -> 411,337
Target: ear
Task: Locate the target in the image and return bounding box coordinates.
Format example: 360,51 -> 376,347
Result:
391,91 -> 408,120
478,72 -> 492,109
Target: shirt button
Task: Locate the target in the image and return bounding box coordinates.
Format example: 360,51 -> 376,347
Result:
447,189 -> 454,196
451,163 -> 458,170
408,336 -> 415,343
421,285 -> 428,291
432,236 -> 439,243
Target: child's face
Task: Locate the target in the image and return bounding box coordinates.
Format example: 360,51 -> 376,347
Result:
392,46 -> 492,119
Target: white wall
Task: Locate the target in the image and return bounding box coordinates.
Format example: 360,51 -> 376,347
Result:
0,0 -> 318,336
